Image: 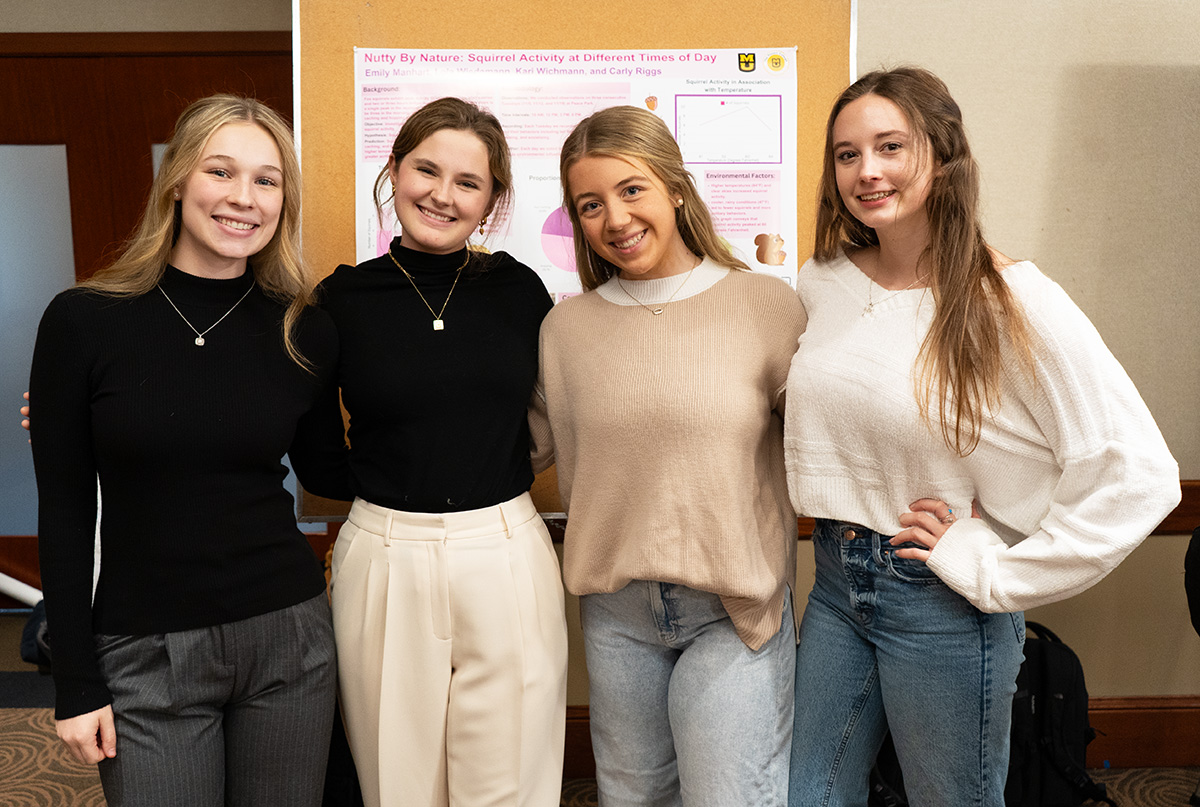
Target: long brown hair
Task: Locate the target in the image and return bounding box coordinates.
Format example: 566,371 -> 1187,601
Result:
373,97 -> 514,255
83,94 -> 313,366
815,67 -> 1032,455
559,105 -> 748,291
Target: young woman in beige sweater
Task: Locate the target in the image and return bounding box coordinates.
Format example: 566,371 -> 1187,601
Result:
531,105 -> 805,806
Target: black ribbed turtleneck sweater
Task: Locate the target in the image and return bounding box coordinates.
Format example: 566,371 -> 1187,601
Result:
318,239 -> 553,513
30,266 -> 350,719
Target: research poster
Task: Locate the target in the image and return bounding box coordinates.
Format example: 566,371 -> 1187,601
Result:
354,47 -> 799,298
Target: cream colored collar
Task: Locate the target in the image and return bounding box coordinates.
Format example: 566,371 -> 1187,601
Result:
597,257 -> 729,306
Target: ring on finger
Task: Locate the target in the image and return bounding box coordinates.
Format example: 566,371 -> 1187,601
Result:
939,507 -> 956,526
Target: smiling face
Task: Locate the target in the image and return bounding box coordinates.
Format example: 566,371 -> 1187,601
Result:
389,128 -> 495,255
567,154 -> 694,281
832,93 -> 935,241
171,122 -> 284,279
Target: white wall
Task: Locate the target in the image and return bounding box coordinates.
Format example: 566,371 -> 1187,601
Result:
855,0 -> 1199,477
0,0 -> 290,32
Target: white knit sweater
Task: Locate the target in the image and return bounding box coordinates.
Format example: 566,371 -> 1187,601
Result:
784,250 -> 1180,613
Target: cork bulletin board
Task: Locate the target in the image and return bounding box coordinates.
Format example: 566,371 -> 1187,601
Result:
295,0 -> 852,520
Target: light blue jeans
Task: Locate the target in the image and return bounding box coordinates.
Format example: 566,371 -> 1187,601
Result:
789,520 -> 1024,807
581,581 -> 795,807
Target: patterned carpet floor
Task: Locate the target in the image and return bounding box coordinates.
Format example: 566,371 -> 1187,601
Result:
0,706 -> 1195,806
0,708 -> 107,806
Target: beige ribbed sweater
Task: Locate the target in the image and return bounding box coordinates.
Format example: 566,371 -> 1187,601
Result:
530,267 -> 806,649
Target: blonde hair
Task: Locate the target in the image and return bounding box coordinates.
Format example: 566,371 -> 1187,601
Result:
83,94 -> 314,366
373,97 -> 514,258
815,67 -> 1033,455
559,105 -> 748,291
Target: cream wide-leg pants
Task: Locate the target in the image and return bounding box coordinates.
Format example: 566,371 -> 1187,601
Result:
330,492 -> 568,807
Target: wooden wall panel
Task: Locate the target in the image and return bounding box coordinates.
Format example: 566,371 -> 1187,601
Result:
1088,696 -> 1200,768
0,33 -> 292,279
0,536 -> 40,609
1159,479 -> 1199,535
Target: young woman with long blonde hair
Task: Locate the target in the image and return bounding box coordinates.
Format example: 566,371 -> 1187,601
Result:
30,94 -> 350,806
530,105 -> 806,805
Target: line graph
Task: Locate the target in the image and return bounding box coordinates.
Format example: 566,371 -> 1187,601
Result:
675,95 -> 782,164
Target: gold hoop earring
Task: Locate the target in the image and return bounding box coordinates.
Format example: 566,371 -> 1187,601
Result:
479,217 -> 487,236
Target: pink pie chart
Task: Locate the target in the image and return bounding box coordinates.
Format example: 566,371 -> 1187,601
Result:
541,207 -> 577,272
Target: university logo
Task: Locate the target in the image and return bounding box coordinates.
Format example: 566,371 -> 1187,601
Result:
738,53 -> 756,72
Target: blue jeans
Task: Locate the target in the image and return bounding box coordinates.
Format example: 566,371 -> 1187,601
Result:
581,581 -> 795,807
789,520 -> 1024,807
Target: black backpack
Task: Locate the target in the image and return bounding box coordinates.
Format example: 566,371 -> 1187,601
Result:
1005,621 -> 1116,807
868,621 -> 1118,807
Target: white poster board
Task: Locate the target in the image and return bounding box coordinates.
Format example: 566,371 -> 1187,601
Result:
0,145 -> 75,535
354,47 -> 799,299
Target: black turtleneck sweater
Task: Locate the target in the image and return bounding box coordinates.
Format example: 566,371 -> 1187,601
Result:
30,266 -> 350,719
318,239 -> 553,513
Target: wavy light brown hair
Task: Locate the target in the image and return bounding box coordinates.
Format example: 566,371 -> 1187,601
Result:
82,94 -> 313,366
559,105 -> 749,291
815,67 -> 1033,455
373,97 -> 514,259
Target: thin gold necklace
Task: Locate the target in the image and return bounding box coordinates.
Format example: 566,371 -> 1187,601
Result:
616,265 -> 697,316
387,249 -> 470,331
863,272 -> 927,317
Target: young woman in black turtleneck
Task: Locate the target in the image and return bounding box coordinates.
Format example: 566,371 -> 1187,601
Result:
319,98 -> 567,807
29,96 -> 351,806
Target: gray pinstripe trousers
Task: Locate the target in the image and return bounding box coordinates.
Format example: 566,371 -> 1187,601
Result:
94,592 -> 337,807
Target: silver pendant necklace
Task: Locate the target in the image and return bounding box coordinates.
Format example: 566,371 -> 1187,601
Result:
158,281 -> 255,346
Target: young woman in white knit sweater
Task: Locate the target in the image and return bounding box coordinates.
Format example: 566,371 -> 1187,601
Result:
530,105 -> 806,806
784,67 -> 1180,806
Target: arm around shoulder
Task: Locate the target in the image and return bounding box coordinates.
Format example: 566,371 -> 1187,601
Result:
528,316 -> 555,474
287,308 -> 353,501
748,273 -> 806,413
